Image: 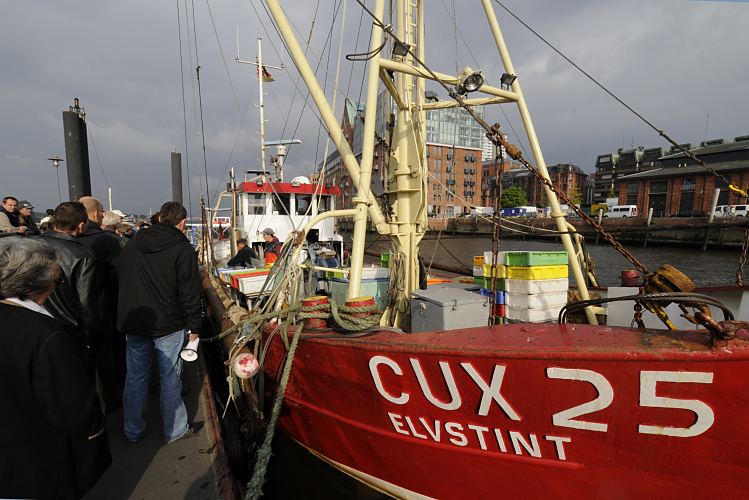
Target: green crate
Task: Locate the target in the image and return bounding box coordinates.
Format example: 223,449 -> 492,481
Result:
479,277 -> 505,291
504,251 -> 568,266
380,252 -> 391,268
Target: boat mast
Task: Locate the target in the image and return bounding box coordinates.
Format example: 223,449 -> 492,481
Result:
478,0 -> 596,324
265,0 -> 389,302
257,38 -> 268,179
265,0 -> 595,327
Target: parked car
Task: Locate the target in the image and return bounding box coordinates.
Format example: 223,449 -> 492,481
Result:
734,205 -> 748,217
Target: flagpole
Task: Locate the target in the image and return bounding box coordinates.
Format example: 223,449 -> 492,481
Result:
257,37 -> 267,180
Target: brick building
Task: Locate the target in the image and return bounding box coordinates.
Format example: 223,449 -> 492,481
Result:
502,163 -> 588,206
617,137 -> 749,216
592,147 -> 665,203
426,143 -> 483,217
321,92 -> 487,217
479,158 -> 523,207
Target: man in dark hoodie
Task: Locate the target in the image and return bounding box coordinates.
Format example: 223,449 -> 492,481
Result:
117,201 -> 202,443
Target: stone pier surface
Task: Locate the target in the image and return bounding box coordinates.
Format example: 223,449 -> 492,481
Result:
84,360 -> 222,500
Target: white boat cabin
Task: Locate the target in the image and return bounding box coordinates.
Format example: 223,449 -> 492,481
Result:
235,176 -> 340,245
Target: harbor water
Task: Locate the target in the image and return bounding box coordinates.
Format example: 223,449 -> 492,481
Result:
363,236 -> 744,288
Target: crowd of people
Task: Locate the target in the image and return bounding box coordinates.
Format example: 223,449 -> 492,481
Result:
0,195 -> 204,499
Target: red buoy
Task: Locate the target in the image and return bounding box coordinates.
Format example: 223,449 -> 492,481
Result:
620,269 -> 640,287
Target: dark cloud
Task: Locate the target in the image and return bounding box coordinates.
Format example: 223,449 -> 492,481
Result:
2,0 -> 748,213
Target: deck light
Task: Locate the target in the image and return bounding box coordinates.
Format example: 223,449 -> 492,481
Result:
500,72 -> 517,89
456,68 -> 484,95
392,41 -> 411,57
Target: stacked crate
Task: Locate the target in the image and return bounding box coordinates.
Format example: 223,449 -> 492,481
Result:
502,251 -> 569,322
478,251 -> 508,324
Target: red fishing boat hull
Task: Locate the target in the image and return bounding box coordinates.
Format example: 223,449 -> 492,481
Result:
262,323 -> 749,498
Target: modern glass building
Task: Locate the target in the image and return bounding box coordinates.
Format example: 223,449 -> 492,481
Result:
425,105 -> 485,149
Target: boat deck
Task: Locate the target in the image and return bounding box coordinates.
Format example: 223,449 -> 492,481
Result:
84,360 -> 224,500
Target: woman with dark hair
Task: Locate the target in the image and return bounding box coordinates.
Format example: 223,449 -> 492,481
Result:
0,237 -> 111,499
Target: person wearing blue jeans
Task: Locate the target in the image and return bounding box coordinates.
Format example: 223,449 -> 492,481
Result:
117,201 -> 203,444
123,330 -> 189,442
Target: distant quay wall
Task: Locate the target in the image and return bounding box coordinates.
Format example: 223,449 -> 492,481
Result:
421,217 -> 749,249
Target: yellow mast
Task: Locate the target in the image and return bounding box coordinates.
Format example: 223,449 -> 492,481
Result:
266,0 -> 596,327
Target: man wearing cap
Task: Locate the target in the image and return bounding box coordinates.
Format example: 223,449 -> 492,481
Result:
17,200 -> 40,235
262,228 -> 282,257
227,238 -> 258,268
0,196 -> 26,234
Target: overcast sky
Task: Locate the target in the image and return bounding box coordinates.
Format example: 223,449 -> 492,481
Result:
2,0 -> 748,215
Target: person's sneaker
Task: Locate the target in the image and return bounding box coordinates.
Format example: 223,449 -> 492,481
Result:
168,421 -> 204,443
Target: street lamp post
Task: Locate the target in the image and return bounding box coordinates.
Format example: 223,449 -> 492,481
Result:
47,156 -> 64,204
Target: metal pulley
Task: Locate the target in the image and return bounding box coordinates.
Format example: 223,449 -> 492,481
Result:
641,264 -> 696,330
641,264 -> 739,338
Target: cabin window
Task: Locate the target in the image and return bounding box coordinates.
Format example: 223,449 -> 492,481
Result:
247,193 -> 265,215
296,194 -> 312,215
317,195 -> 333,214
273,193 -> 291,215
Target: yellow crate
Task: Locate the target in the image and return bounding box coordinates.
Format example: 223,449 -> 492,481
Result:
482,263 -> 506,278
506,265 -> 568,280
473,255 -> 485,266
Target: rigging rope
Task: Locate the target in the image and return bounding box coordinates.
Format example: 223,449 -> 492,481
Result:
176,0 -> 194,220
492,0 -> 748,198
189,0 -> 212,209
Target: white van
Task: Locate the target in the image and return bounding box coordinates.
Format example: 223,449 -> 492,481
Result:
604,205 -> 638,218
734,205 -> 748,217
716,205 -> 733,217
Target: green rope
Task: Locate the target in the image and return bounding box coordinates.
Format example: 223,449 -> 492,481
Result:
329,300 -> 382,331
234,299 -> 380,498
244,320 -> 302,499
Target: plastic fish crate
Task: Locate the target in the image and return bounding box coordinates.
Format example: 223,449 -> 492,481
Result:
473,266 -> 484,277
480,278 -> 505,291
473,255 -> 484,266
505,291 -> 567,308
482,263 -> 506,279
504,251 -> 568,266
504,278 -> 568,294
491,304 -> 505,318
506,265 -> 568,280
505,305 -> 563,322
483,251 -> 509,266
480,288 -> 505,304
380,252 -> 391,268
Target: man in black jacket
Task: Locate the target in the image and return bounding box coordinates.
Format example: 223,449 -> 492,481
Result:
117,201 -> 202,443
78,196 -> 123,410
40,202 -> 104,346
227,237 -> 258,267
